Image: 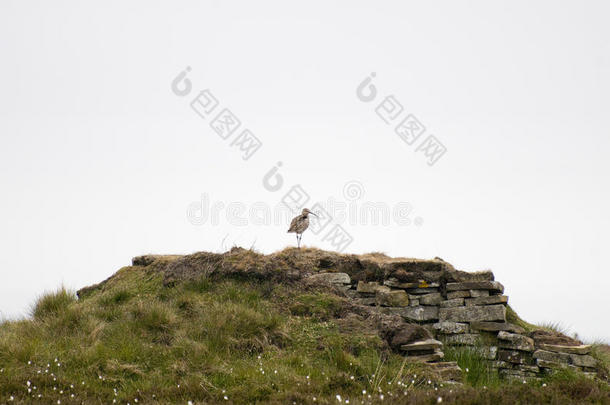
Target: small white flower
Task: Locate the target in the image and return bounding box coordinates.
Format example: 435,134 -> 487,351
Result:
336,394 -> 342,402
10,396 -> 14,401
57,401 -> 61,404
28,361 -> 31,365
437,397 -> 443,403
380,394 -> 384,400
71,394 -> 75,398
465,368 -> 469,372
542,383 -> 547,387
135,399 -> 138,403
223,396 -> 228,400
27,381 -> 31,387
188,401 -> 193,405
362,390 -> 366,395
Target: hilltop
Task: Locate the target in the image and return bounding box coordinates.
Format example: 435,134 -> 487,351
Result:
0,247 -> 608,404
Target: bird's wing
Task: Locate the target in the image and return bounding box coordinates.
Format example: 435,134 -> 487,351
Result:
287,216 -> 299,232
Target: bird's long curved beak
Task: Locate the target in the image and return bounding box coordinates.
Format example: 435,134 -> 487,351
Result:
310,212 -> 318,217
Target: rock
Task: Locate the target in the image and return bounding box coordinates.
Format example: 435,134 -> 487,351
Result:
307,272 -> 351,285
530,329 -> 583,347
570,354 -> 597,368
384,278 -> 440,289
385,306 -> 439,322
407,350 -> 444,363
446,281 -> 504,293
469,290 -> 490,297
401,338 -> 443,352
428,362 -> 463,381
478,346 -> 498,360
469,321 -> 525,334
446,291 -> 470,299
536,359 -> 567,369
439,304 -> 506,322
376,290 -> 409,307
499,369 -> 539,381
536,343 -> 592,355
406,287 -> 440,295
497,349 -> 531,365
432,321 -> 469,335
409,298 -> 420,306
440,298 -> 464,308
443,334 -> 480,346
357,281 -> 383,293
491,360 -> 510,369
532,350 -> 571,364
497,331 -> 535,352
444,270 -> 494,282
465,295 -> 508,306
389,324 -> 433,350
514,364 -> 540,373
419,292 -> 443,306
355,297 -> 377,306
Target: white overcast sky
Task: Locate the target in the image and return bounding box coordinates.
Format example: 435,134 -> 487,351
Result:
1,1 -> 609,342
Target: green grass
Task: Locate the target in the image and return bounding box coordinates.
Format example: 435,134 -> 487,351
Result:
0,259 -> 608,404
443,345 -> 500,387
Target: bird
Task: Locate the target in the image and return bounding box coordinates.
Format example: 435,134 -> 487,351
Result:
287,208 -> 317,248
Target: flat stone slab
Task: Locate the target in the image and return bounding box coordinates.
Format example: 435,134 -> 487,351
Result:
384,278 -> 441,289
440,298 -> 464,308
406,287 -> 440,295
536,343 -> 592,355
401,338 -> 443,352
427,361 -> 463,381
376,289 -> 409,307
432,321 -> 469,334
446,281 -> 504,293
443,333 -> 480,346
497,349 -> 531,364
497,331 -> 535,352
357,281 -> 383,293
307,272 -> 351,285
439,304 -> 506,323
386,306 -> 439,322
407,350 -> 444,363
469,289 -> 490,297
469,321 -> 525,334
533,349 -> 571,364
419,292 -> 443,306
478,346 -> 498,360
465,295 -> 508,306
570,354 -> 597,368
445,270 -> 494,282
446,290 -> 470,299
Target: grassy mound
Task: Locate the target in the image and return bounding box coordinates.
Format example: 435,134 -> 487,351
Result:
0,248 -> 608,404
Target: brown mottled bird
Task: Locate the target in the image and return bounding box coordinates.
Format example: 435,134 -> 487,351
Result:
287,208 -> 317,248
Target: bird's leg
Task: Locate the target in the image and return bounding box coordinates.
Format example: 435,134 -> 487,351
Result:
296,233 -> 300,249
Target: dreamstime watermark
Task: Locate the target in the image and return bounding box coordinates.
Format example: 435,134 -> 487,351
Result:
356,72 -> 447,166
187,181 -> 423,229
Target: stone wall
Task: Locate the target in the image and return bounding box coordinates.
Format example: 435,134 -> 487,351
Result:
327,264 -> 600,381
